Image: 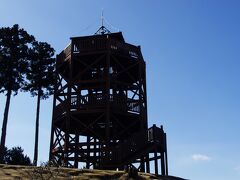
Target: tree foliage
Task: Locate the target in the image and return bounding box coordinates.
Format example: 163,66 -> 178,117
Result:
24,41 -> 55,99
4,146 -> 31,165
0,24 -> 35,94
0,24 -> 35,163
0,24 -> 56,165
23,41 -> 55,166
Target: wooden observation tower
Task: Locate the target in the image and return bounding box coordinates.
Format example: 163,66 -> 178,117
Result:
49,26 -> 168,175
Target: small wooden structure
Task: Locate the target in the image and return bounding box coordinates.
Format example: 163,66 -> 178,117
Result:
49,27 -> 168,175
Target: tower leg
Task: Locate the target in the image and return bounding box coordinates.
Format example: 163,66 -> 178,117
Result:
161,151 -> 166,176
146,154 -> 150,173
140,156 -> 145,172
86,136 -> 90,169
74,134 -> 79,168
93,138 -> 97,169
154,149 -> 158,175
165,133 -> 168,175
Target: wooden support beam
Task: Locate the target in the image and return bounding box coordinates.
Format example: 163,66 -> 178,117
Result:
154,149 -> 158,175
86,136 -> 90,169
74,134 -> 79,168
146,154 -> 150,173
161,151 -> 166,176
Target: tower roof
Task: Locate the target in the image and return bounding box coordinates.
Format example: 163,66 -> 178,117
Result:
70,31 -> 125,43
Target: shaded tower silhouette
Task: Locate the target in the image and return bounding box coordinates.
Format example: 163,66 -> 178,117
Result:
49,27 -> 168,175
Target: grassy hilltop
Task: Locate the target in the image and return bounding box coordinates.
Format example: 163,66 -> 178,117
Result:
0,164 -> 187,180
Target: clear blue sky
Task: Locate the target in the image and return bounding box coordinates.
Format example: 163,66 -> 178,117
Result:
1,0 -> 240,179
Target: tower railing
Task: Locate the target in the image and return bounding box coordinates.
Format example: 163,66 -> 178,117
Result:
57,43 -> 71,67
57,38 -> 141,68
53,93 -> 141,119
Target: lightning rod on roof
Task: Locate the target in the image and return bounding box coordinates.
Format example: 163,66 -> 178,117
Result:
101,9 -> 104,27
95,9 -> 111,35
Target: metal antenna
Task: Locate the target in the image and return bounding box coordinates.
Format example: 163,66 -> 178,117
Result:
101,9 -> 104,27
95,9 -> 111,35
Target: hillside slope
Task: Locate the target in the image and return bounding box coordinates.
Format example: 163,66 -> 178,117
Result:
0,164 -> 187,180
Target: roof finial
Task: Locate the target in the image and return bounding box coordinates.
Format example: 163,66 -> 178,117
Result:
95,9 -> 111,35
101,9 -> 104,27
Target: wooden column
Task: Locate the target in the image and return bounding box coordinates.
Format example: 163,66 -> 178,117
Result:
140,156 -> 145,172
161,151 -> 166,176
86,136 -> 90,169
146,154 -> 150,173
74,134 -> 79,168
154,149 -> 158,175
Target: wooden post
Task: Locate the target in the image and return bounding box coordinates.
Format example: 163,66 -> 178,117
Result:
140,156 -> 145,172
93,138 -> 97,169
161,151 -> 166,176
146,154 -> 150,173
154,149 -> 158,175
165,133 -> 168,175
86,136 -> 90,169
74,134 -> 79,168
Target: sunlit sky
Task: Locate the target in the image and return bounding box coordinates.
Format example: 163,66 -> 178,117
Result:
1,1 -> 240,179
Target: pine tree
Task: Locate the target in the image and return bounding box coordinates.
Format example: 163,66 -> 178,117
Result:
0,24 -> 35,163
24,41 -> 55,166
4,146 -> 31,165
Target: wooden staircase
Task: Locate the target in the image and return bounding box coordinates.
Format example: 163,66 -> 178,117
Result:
101,125 -> 168,175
